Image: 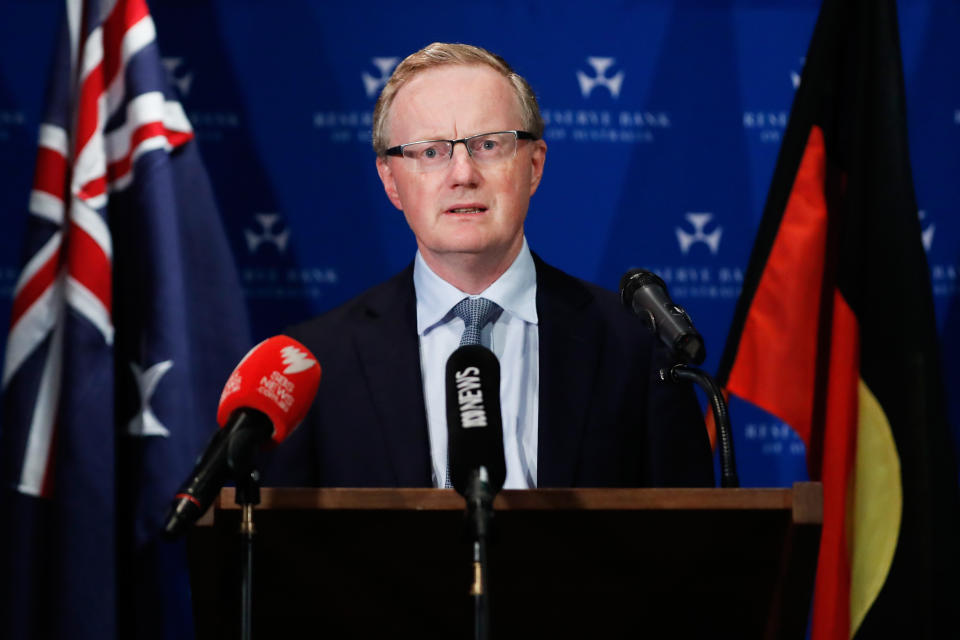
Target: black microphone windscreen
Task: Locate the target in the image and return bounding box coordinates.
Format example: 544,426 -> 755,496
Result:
445,345 -> 506,495
619,268 -> 667,310
619,268 -> 706,365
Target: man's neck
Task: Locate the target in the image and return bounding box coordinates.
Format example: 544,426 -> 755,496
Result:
418,239 -> 524,295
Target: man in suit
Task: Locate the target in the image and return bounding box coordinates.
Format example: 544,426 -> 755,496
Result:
265,43 -> 713,488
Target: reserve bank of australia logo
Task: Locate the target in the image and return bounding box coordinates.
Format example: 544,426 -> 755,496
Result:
161,57 -> 194,97
362,57 -> 399,98
245,213 -> 290,253
676,212 -> 722,255
577,57 -> 624,99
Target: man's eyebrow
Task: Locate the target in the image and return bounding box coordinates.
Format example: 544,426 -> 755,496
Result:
404,133 -> 451,142
404,130 -> 509,142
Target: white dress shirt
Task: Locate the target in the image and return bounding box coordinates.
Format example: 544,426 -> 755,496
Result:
414,238 -> 539,489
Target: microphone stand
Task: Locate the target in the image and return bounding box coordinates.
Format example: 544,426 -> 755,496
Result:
665,364 -> 739,488
235,469 -> 261,640
226,417 -> 270,640
464,466 -> 494,640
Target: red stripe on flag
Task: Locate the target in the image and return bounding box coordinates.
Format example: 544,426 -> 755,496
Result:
78,175 -> 107,201
10,249 -> 61,329
100,0 -> 151,89
32,147 -> 69,200
726,125 -> 829,440
810,290 -> 859,640
74,61 -> 104,165
165,128 -> 194,148
67,222 -> 112,313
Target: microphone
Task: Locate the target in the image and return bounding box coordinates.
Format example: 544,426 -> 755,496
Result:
164,335 -> 322,537
445,344 -> 506,497
620,269 -> 706,365
446,344 -> 503,633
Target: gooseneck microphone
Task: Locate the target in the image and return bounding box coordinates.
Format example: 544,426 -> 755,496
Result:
619,268 -> 739,487
619,268 -> 706,365
445,344 -> 504,640
164,335 -> 322,537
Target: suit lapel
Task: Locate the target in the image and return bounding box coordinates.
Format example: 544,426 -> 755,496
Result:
353,266 -> 433,486
534,256 -> 603,487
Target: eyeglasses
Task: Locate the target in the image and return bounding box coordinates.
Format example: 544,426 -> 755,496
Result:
385,130 -> 537,172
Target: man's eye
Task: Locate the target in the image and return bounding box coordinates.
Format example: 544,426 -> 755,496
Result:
415,144 -> 450,160
475,139 -> 498,152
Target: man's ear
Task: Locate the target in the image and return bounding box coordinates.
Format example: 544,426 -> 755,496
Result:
376,156 -> 404,211
528,139 -> 547,196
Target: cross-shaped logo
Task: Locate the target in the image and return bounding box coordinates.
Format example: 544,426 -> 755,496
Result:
577,57 -> 625,99
676,212 -> 722,255
127,360 -> 174,437
161,57 -> 194,97
245,213 -> 290,254
362,57 -> 400,98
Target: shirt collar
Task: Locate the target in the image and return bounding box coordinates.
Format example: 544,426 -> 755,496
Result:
414,237 -> 539,336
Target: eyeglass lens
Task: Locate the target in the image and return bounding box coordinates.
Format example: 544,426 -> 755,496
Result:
401,132 -> 519,171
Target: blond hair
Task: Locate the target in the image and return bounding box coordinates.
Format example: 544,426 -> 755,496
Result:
372,42 -> 544,156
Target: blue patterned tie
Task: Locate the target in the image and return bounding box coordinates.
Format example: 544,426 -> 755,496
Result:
452,297 -> 501,346
445,297 -> 501,487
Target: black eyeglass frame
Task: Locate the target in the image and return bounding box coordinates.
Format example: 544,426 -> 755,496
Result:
384,130 -> 538,158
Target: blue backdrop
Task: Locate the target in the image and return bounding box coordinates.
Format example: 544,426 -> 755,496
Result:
1,0 -> 957,487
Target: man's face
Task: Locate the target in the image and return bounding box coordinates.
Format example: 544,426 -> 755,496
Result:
376,65 -> 546,270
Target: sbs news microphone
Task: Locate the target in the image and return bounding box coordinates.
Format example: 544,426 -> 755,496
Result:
445,344 -> 506,497
163,335 -> 321,537
619,268 -> 706,365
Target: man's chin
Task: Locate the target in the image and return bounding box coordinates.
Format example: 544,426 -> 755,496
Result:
431,243 -> 494,258
425,237 -> 523,263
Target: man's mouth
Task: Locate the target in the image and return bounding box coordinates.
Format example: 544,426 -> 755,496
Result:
447,207 -> 487,214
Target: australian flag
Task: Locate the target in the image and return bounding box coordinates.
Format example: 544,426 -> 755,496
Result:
0,1 -> 251,638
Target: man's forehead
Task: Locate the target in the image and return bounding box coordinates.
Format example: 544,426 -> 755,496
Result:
387,64 -> 523,140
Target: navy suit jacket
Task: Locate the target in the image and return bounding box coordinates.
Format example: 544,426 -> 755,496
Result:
263,255 -> 714,488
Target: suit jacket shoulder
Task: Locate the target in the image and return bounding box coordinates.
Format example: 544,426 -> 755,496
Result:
266,264 -> 433,487
285,265 -> 416,355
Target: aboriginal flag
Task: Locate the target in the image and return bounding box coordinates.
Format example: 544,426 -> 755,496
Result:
715,0 -> 960,638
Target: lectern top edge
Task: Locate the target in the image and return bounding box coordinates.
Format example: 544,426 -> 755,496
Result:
207,483 -> 822,524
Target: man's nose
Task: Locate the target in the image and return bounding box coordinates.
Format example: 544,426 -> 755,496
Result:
447,142 -> 481,185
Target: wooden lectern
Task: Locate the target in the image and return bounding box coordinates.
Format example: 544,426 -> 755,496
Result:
188,483 -> 821,639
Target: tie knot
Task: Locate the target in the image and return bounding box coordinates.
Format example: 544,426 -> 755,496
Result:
452,297 -> 501,346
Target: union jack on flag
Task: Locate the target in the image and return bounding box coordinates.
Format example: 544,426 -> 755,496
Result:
0,1 -> 249,638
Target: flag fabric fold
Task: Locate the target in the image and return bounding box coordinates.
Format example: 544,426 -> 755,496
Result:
716,0 -> 960,638
0,1 -> 250,638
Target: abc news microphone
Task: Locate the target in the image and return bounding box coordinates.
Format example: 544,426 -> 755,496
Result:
446,344 -> 505,640
164,335 -> 321,536
446,344 -> 506,505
